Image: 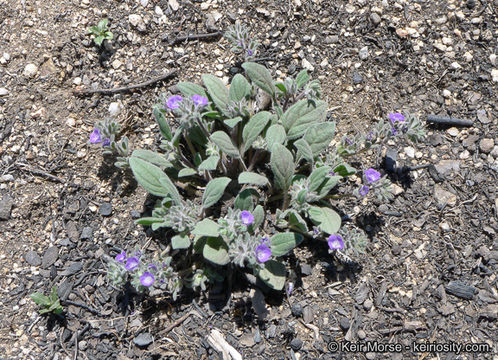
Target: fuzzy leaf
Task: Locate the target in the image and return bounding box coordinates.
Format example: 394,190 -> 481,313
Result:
192,219 -> 220,237
252,204 -> 265,229
202,74 -> 229,114
294,138 -> 314,162
275,82 -> 287,94
242,62 -> 275,96
132,149 -> 172,168
333,163 -> 356,176
30,293 -> 51,307
238,172 -> 269,186
308,166 -> 332,192
308,206 -> 341,235
176,82 -> 207,98
304,122 -> 335,155
295,69 -> 310,88
242,111 -> 271,153
178,168 -> 197,177
158,176 -> 181,204
288,210 -> 308,232
224,116 -> 242,129
282,100 -> 327,140
202,177 -> 231,208
94,35 -> 104,46
129,157 -> 179,201
203,237 -> 230,265
171,233 -> 191,249
265,124 -> 286,151
198,155 -> 220,171
270,144 -> 295,190
257,260 -> 286,290
229,74 -> 251,102
270,232 -> 304,257
135,217 -> 163,225
210,131 -> 240,158
234,188 -> 259,211
316,176 -> 341,199
153,105 -> 172,141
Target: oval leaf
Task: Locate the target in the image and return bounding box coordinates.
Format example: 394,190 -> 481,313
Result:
203,237 -> 230,265
210,131 -> 240,158
282,100 -> 327,140
242,62 -> 275,96
178,168 -> 197,177
153,105 -> 172,141
198,155 -> 220,171
229,74 -> 251,102
177,81 -> 207,98
265,124 -> 287,151
257,260 -> 286,290
304,122 -> 336,155
129,157 -> 179,201
270,232 -> 304,257
270,144 -> 295,190
308,206 -> 341,235
171,233 -> 191,249
308,166 -> 332,192
238,172 -> 269,186
202,177 -> 231,209
234,188 -> 259,211
192,219 -> 220,237
202,74 -> 229,114
242,111 -> 271,153
131,149 -> 172,168
252,204 -> 265,230
294,138 -> 314,162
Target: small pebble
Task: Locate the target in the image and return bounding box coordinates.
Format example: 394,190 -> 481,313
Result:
99,202 -> 112,217
24,250 -> 42,266
479,138 -> 494,153
357,329 -> 366,339
24,63 -> 38,77
359,46 -> 369,60
291,303 -> 303,317
0,87 -> 8,96
339,317 -> 350,331
290,338 -> 303,351
80,227 -> 93,240
370,12 -> 381,25
363,299 -> 373,311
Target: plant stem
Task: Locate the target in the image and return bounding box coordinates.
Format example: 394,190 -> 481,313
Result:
184,131 -> 197,159
283,191 -> 290,211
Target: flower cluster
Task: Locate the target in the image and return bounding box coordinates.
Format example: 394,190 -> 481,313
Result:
389,112 -> 406,136
88,118 -> 129,168
255,237 -> 271,263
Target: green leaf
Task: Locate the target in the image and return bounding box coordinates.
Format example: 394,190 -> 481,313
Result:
270,144 -> 295,190
257,260 -> 286,290
202,177 -> 231,208
308,206 -> 341,235
288,210 -> 308,232
304,122 -> 335,156
316,176 -> 341,199
151,221 -> 172,231
252,204 -> 265,229
282,100 -> 327,140
242,62 -> 275,96
131,149 -> 172,168
238,172 -> 269,186
229,74 -> 251,102
30,293 -> 51,307
203,237 -> 230,265
153,105 -> 172,141
295,69 -> 310,88
234,188 -> 259,211
242,111 -> 271,153
265,124 -> 287,151
171,233 -> 191,249
198,155 -> 220,171
129,157 -> 179,201
308,166 -> 332,192
98,19 -> 108,29
105,32 -> 113,41
275,82 -> 287,94
210,131 -> 240,158
135,217 -> 163,225
176,82 -> 207,98
192,219 -> 220,237
94,35 -> 104,46
294,138 -> 314,162
270,232 -> 304,257
202,74 -> 229,114
333,163 -> 356,176
224,117 -> 242,128
178,168 -> 197,177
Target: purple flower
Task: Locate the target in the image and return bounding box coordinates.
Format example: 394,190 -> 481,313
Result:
240,210 -> 254,226
191,94 -> 208,107
389,113 -> 405,124
125,257 -> 139,271
255,243 -> 271,263
365,168 -> 381,183
328,234 -> 344,250
166,95 -> 183,110
329,170 -> 336,176
89,129 -> 102,144
287,282 -> 294,296
115,251 -> 126,263
313,227 -> 320,235
359,185 -> 370,196
366,131 -> 374,141
102,138 -> 110,147
247,49 -> 253,57
345,137 -> 353,146
140,272 -> 155,287
391,127 -> 398,136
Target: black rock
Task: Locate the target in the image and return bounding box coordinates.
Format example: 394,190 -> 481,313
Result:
291,303 -> 303,317
80,227 -> 93,240
0,194 -> 13,220
445,281 -> 477,300
57,280 -> 73,301
130,210 -> 141,219
300,263 -> 312,276
352,72 -> 363,84
339,317 -> 350,331
24,250 -> 41,266
290,338 -> 303,351
60,262 -> 83,276
266,324 -> 277,338
134,332 -> 153,347
41,246 -> 59,269
99,202 -> 112,216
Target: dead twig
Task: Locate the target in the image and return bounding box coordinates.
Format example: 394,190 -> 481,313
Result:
73,69 -> 178,96
62,300 -> 103,317
158,310 -> 202,336
165,31 -> 223,45
16,162 -> 63,183
426,114 -> 473,127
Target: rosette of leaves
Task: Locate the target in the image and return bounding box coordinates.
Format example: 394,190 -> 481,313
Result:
129,63 -> 353,292
88,19 -> 113,47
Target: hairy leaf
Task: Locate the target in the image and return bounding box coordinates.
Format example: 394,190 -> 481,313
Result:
257,260 -> 286,290
308,206 -> 341,235
316,176 -> 341,199
242,111 -> 271,153
288,210 -> 308,232
203,237 -> 230,265
192,219 -> 220,237
234,188 -> 259,211
202,74 -> 229,114
30,293 -> 51,307
304,122 -> 335,155
238,172 -> 269,186
333,163 -> 356,176
135,217 -> 163,225
171,233 -> 191,249
178,168 -> 197,177
270,144 -> 295,190
176,81 -> 207,98
252,204 -> 265,229
129,157 -> 179,201
282,100 -> 327,140
242,62 -> 275,96
294,138 -> 314,162
224,116 -> 242,129
153,105 -> 172,141
229,74 -> 251,102
198,155 -> 220,171
308,166 -> 332,192
265,124 -> 286,151
210,131 -> 240,158
295,69 -> 310,88
270,232 -> 304,257
202,177 -> 231,209
131,149 -> 172,168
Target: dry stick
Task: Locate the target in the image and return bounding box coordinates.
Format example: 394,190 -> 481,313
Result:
166,31 -> 223,45
158,310 -> 201,336
426,114 -> 473,127
73,69 -> 179,96
16,162 -> 63,183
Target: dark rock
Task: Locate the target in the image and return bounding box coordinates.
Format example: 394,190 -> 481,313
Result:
99,202 -> 112,216
384,148 -> 397,172
130,210 -> 141,219
445,281 -> 477,300
41,246 -> 59,269
266,324 -> 276,338
80,226 -> 93,240
391,245 -> 401,256
66,200 -> 80,214
291,303 -> 303,317
427,134 -> 442,146
0,194 -> 13,220
339,317 -> 350,331
24,250 -> 41,266
354,281 -> 369,304
60,262 -> 83,276
57,280 -> 73,301
66,221 -> 79,242
352,72 -> 363,84
290,338 -> 303,351
134,332 -> 153,347
50,265 -> 57,280
300,263 -> 312,276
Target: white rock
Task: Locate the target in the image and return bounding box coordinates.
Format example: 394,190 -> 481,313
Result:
302,58 -> 314,72
66,117 -> 76,127
442,89 -> 451,98
463,52 -> 473,62
492,69 -> 498,83
109,102 -> 122,117
459,150 -> 470,159
404,146 -> 415,158
450,62 -> 461,69
129,14 -> 142,27
140,0 -> 148,6
3,52 -> 10,61
112,59 -> 122,69
490,54 -> 497,66
73,77 -> 82,85
0,174 -> 14,182
442,36 -> 453,45
168,0 -> 179,11
392,184 -> 404,196
23,63 -> 38,77
447,127 -> 459,136
0,87 -> 8,96
154,6 -> 163,16
439,222 -> 450,232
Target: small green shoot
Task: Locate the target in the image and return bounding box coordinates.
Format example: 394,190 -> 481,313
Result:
88,19 -> 113,47
30,286 -> 63,315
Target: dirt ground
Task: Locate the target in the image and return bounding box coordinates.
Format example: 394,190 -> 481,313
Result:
0,0 -> 496,359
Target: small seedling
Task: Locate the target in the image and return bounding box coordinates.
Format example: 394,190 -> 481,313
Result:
88,19 -> 114,47
30,286 -> 63,315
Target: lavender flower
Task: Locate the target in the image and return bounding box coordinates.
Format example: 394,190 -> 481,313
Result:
255,243 -> 271,263
247,49 -> 253,57
140,272 -> 155,287
148,263 -> 157,271
240,210 -> 254,226
115,251 -> 126,263
359,185 -> 370,196
365,168 -> 381,183
89,129 -> 102,144
192,94 -> 208,107
166,95 -> 183,110
329,170 -> 336,176
125,257 -> 139,271
328,234 -> 344,250
391,127 -> 398,136
389,113 -> 405,124
286,282 -> 294,296
102,138 -> 111,147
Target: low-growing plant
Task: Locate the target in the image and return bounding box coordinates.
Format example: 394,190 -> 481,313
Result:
30,286 -> 63,315
89,118 -> 129,169
88,19 -> 113,47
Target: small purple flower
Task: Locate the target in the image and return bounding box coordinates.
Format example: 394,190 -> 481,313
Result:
140,272 -> 155,287
125,257 -> 139,271
247,49 -> 253,57
102,138 -> 111,147
359,185 -> 370,196
115,251 -> 126,263
313,227 -> 320,235
328,234 -> 344,250
391,127 -> 398,136
345,137 -> 353,146
260,237 -> 270,244
389,113 -> 405,124
287,282 -> 294,296
191,94 -> 208,107
365,168 -> 381,183
166,95 -> 183,110
366,131 -> 374,141
148,263 -> 157,271
240,210 -> 254,226
329,170 -> 336,177
89,129 -> 102,144
255,243 -> 271,263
